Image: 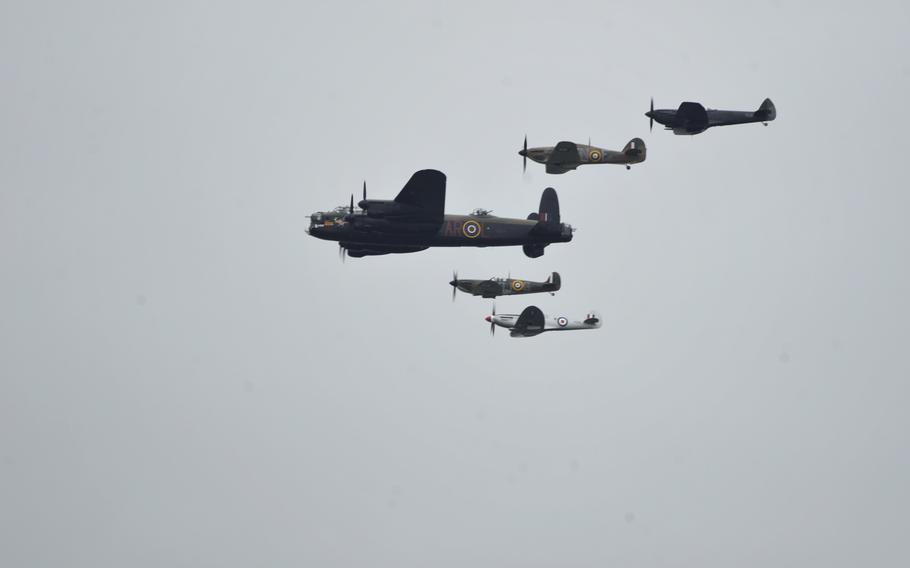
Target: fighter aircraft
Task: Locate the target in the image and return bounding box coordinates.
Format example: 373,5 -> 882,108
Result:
450,271 -> 561,300
645,97 -> 776,135
519,135 -> 646,173
485,305 -> 601,337
308,170 -> 573,259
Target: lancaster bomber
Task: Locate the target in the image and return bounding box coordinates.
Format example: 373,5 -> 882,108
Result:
308,170 -> 573,259
485,305 -> 601,337
520,135 -> 646,173
450,271 -> 561,300
646,97 -> 776,135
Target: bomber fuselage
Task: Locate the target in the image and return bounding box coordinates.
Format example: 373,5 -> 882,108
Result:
308,210 -> 573,248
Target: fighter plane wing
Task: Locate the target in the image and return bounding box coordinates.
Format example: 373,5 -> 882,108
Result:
511,305 -> 545,337
676,102 -> 709,125
394,169 -> 446,223
476,280 -> 502,298
549,141 -> 580,166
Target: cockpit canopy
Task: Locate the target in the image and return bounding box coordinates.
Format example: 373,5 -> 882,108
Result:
309,205 -> 357,229
471,208 -> 492,217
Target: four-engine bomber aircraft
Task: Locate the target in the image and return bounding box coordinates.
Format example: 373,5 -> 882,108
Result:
645,97 -> 776,135
450,271 -> 561,300
519,135 -> 646,174
308,169 -> 573,258
485,305 -> 601,337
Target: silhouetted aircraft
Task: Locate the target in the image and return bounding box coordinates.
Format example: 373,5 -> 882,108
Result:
450,271 -> 561,300
485,305 -> 601,337
307,170 -> 573,259
646,98 -> 776,135
520,135 -> 646,173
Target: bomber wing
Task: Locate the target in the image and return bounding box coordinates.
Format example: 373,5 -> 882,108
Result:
393,169 -> 446,223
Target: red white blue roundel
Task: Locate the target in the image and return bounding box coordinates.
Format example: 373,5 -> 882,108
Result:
462,220 -> 481,238
556,316 -> 568,327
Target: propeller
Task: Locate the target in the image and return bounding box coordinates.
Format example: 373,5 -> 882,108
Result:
490,303 -> 496,336
649,97 -> 654,132
362,180 -> 366,202
522,135 -> 528,173
349,193 -> 354,215
338,243 -> 346,263
451,270 -> 459,302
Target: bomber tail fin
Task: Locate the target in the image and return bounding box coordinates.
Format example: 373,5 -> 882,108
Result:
531,187 -> 560,234
754,98 -> 776,122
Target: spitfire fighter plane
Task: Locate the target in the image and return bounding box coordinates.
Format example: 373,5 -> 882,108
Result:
485,305 -> 601,337
645,97 -> 777,135
450,271 -> 561,300
519,135 -> 646,174
308,170 -> 573,259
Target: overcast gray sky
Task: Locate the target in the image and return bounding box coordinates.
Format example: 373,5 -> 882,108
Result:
2,1 -> 910,566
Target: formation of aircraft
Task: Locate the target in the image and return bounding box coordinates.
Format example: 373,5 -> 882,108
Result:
308,95 -> 776,337
485,305 -> 601,337
308,170 -> 573,259
520,135 -> 646,173
450,271 -> 561,300
646,97 -> 776,135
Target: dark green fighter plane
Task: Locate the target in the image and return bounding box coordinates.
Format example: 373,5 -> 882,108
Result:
646,97 -> 776,135
449,271 -> 561,300
307,170 -> 573,259
520,135 -> 646,173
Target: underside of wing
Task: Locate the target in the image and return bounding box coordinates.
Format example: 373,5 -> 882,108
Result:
341,243 -> 429,258
393,169 -> 446,223
476,280 -> 501,298
548,141 -> 580,166
512,305 -> 545,335
677,102 -> 709,126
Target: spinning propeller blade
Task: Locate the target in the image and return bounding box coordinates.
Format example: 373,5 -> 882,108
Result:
362,181 -> 366,202
451,270 -> 458,302
523,135 -> 527,173
650,97 -> 654,132
490,303 -> 496,336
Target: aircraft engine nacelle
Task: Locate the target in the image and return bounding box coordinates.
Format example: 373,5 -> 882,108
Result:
358,199 -> 421,219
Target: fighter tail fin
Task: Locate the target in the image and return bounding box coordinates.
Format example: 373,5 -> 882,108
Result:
622,138 -> 646,160
546,271 -> 562,291
754,98 -> 776,121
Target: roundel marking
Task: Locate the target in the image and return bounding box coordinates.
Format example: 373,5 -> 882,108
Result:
512,279 -> 525,291
462,220 -> 481,238
589,149 -> 602,162
557,316 -> 568,327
